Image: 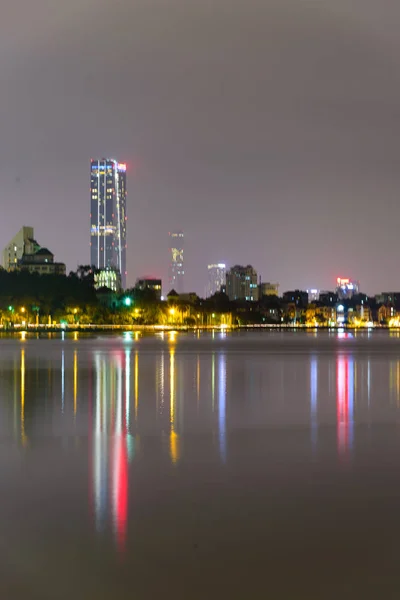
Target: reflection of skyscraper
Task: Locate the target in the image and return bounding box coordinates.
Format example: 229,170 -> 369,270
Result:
90,159 -> 127,289
207,263 -> 226,297
168,231 -> 184,293
91,351 -> 131,553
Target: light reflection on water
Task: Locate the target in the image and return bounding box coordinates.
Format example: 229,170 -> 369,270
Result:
3,331 -> 400,572
336,355 -> 354,459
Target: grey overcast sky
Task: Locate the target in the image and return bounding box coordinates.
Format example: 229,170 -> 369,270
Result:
2,0 -> 400,294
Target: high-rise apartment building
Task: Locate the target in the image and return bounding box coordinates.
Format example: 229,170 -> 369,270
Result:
90,159 -> 127,289
207,263 -> 226,297
168,231 -> 184,293
226,265 -> 259,301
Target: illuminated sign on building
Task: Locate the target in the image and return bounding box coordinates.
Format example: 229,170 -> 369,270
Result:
336,277 -> 359,300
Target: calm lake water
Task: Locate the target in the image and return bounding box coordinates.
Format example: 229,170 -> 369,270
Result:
1,330 -> 400,598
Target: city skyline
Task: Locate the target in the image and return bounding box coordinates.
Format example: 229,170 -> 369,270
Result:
3,1 -> 400,295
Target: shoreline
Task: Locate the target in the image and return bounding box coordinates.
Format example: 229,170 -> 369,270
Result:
0,324 -> 398,334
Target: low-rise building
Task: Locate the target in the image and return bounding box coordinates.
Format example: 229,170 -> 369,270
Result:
319,291 -> 338,306
282,290 -> 308,308
260,282 -> 279,297
94,268 -> 122,293
19,247 -> 66,276
135,278 -> 162,301
3,226 -> 65,276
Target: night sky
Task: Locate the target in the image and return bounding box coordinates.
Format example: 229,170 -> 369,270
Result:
2,0 -> 400,295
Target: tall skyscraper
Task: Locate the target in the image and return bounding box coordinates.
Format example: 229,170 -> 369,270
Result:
90,159 -> 127,288
168,231 -> 184,293
207,263 -> 226,297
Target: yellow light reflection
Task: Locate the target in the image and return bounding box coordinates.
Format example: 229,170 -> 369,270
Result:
212,353 -> 215,411
20,331 -> 26,342
160,352 -> 165,414
390,362 -> 395,405
21,349 -> 27,446
197,355 -> 200,410
397,361 -> 400,408
169,347 -> 180,464
73,350 -> 78,416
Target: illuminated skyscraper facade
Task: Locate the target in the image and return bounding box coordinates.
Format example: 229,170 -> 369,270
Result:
169,231 -> 184,293
207,263 -> 226,297
90,159 -> 127,288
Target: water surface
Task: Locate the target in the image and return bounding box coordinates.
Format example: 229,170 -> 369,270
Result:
1,330 -> 400,598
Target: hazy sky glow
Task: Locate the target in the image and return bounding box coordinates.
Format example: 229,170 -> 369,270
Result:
2,0 -> 400,294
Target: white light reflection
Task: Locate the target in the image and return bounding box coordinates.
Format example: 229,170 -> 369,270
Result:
310,355 -> 318,450
94,353 -> 107,534
218,353 -> 227,463
212,353 -> 215,412
197,355 -> 200,410
61,350 -> 65,413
